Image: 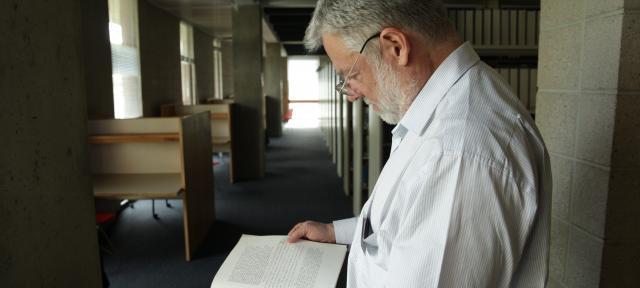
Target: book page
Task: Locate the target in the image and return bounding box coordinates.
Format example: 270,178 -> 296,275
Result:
211,235 -> 347,288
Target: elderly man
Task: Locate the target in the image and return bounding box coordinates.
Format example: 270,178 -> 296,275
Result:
288,0 -> 551,287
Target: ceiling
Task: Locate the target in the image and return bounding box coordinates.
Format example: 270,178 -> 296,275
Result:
149,0 -> 540,56
149,0 -> 318,55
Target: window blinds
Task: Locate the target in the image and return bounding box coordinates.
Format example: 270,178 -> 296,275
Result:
213,38 -> 224,100
180,22 -> 197,105
108,0 -> 143,119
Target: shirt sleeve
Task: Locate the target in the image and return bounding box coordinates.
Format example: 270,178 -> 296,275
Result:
333,217 -> 358,245
383,153 -> 537,288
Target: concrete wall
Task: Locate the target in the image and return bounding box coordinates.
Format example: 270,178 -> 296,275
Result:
601,1 -> 640,286
222,39 -> 234,98
139,0 -> 181,116
0,1 -> 102,286
264,43 -> 284,137
232,4 -> 265,180
194,28 -> 214,103
537,0 -> 640,287
81,0 -> 114,119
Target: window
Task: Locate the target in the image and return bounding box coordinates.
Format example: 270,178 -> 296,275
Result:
286,57 -> 320,128
180,22 -> 197,105
108,0 -> 143,119
213,38 -> 224,100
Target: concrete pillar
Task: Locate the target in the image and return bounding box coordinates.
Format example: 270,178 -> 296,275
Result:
264,43 -> 284,137
139,0 -> 181,116
537,0 -> 640,287
222,39 -> 234,98
82,0 -> 114,119
232,3 -> 265,180
194,28 -> 215,103
0,0 -> 101,286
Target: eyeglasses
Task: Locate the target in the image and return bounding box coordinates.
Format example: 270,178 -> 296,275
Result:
335,33 -> 381,97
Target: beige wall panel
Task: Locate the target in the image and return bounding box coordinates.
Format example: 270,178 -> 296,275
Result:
575,93 -> 616,166
550,154 -> 573,221
571,163 -> 609,238
535,92 -> 579,156
581,15 -> 623,91
89,117 -> 181,134
538,25 -> 583,90
90,142 -> 182,174
585,0 -> 625,18
550,218 -> 570,282
565,226 -> 604,288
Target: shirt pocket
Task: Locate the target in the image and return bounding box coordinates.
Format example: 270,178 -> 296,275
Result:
362,230 -> 379,253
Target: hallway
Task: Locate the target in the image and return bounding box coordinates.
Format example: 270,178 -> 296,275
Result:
102,127 -> 353,287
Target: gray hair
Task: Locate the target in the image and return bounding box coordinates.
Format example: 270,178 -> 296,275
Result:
304,0 -> 450,53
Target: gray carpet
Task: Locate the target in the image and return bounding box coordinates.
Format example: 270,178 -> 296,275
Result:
102,127 -> 353,287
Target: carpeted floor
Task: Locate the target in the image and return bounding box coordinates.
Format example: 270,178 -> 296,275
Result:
102,127 -> 353,287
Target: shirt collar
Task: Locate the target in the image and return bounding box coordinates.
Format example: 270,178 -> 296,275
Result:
393,42 -> 480,137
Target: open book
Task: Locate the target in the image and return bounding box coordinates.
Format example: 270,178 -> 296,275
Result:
211,234 -> 347,288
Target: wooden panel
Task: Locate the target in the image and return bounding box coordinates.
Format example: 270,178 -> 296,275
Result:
89,117 -> 181,134
180,112 -> 215,261
93,173 -> 183,199
212,137 -> 231,145
89,133 -> 179,144
90,141 -> 182,174
210,113 -> 229,120
211,121 -> 231,138
178,104 -> 230,115
170,103 -> 236,182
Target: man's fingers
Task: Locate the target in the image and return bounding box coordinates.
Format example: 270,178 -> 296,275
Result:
287,222 -> 306,243
287,223 -> 301,238
347,95 -> 361,102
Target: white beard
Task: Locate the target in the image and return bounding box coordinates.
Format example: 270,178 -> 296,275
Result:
370,59 -> 417,125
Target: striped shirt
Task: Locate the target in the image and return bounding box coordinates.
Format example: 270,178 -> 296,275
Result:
333,42 -> 551,287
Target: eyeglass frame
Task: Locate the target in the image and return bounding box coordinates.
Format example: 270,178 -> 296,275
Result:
335,32 -> 381,97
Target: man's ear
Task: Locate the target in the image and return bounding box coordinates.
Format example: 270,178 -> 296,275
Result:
379,27 -> 410,67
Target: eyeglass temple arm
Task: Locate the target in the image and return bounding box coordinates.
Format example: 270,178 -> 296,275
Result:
359,33 -> 381,53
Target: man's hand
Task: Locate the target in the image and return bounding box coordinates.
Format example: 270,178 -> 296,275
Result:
287,221 -> 336,243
